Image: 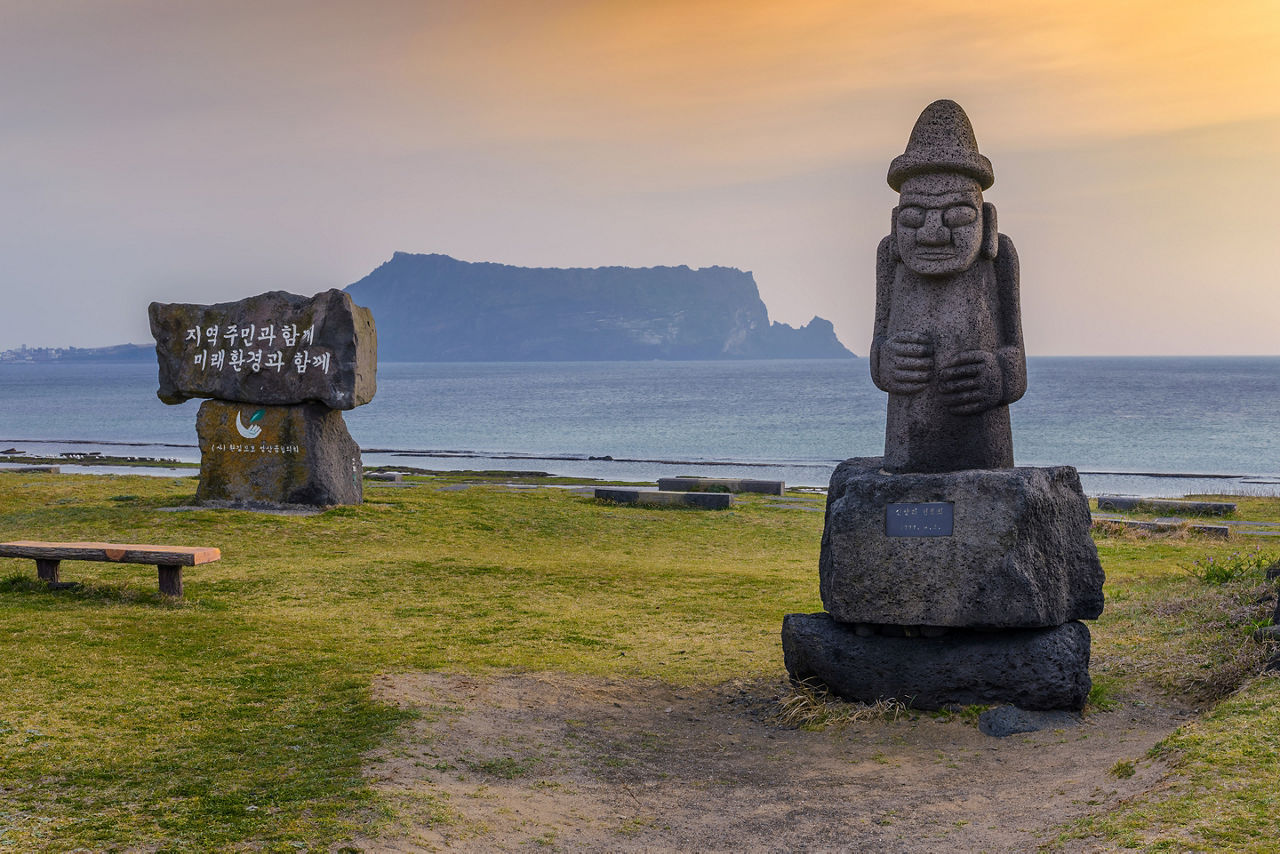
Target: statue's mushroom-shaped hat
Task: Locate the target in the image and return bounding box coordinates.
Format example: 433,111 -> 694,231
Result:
887,99 -> 993,191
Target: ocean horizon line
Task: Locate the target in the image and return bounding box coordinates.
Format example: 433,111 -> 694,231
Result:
2,436 -> 1273,482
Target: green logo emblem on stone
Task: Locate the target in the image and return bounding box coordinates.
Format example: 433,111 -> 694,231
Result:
236,408 -> 266,439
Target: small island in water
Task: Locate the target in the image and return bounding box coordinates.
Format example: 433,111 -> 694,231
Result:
344,252 -> 854,362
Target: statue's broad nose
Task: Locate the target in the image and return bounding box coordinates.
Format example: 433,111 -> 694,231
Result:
917,210 -> 950,245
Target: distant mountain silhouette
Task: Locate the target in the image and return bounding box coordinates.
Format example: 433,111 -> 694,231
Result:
344,253 -> 854,361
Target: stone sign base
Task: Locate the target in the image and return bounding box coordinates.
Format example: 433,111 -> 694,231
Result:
782,613 -> 1091,711
195,400 -> 362,508
820,457 -> 1104,628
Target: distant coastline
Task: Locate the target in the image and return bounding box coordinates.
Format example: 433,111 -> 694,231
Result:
0,343 -> 152,363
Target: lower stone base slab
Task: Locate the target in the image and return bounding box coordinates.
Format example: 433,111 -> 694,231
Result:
782,612 -> 1091,711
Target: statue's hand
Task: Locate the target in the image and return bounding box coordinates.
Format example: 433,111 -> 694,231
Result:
880,332 -> 933,395
938,350 -> 1003,415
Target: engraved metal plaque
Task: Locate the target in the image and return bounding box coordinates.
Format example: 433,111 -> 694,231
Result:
885,502 -> 954,537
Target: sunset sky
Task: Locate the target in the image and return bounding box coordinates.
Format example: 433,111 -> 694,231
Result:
2,0 -> 1278,355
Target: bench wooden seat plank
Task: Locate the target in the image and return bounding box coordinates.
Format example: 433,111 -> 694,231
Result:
0,540 -> 221,596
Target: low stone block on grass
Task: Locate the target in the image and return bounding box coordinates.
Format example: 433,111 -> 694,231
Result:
1091,518 -> 1230,539
594,488 -> 731,509
657,477 -> 784,495
1095,496 -> 1236,516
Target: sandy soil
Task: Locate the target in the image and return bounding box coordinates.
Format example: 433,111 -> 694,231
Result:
354,672 -> 1193,853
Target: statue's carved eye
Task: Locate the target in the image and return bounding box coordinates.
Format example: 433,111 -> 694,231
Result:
943,205 -> 978,227
898,207 -> 925,228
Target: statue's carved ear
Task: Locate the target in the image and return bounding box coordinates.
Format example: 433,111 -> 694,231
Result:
982,202 -> 999,260
888,206 -> 901,262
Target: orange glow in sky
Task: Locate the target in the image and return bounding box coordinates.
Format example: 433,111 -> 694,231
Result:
409,0 -> 1280,150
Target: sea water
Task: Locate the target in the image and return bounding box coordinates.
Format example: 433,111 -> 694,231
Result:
0,357 -> 1276,496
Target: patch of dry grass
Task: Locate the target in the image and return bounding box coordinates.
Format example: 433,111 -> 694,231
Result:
774,679 -> 910,729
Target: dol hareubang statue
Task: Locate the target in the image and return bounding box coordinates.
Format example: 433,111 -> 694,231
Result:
781,99 -> 1104,714
870,99 -> 1026,473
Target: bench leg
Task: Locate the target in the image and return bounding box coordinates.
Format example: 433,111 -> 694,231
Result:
35,558 -> 60,584
157,564 -> 183,597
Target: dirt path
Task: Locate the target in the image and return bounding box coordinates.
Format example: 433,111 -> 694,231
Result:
356,672 -> 1192,852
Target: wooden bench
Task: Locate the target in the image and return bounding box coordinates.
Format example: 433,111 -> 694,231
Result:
0,541 -> 221,597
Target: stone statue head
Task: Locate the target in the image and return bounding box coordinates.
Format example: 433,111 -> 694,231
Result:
886,100 -> 999,277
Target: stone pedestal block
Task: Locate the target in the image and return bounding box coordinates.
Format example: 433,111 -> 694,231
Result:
820,457 -> 1104,628
782,612 -> 1091,711
195,400 -> 362,507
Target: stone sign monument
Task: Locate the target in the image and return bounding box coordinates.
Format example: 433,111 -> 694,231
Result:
150,289 -> 377,508
782,100 -> 1104,711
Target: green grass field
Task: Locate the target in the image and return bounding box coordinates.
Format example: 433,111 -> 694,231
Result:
0,471 -> 1276,851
